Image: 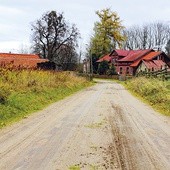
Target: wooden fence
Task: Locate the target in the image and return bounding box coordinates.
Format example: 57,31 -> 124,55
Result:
136,68 -> 170,80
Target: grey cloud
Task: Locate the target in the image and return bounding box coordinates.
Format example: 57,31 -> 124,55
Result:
0,0 -> 170,52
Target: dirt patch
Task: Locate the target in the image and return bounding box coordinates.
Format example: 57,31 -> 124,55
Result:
108,105 -> 138,169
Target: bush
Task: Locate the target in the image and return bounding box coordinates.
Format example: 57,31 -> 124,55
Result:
107,65 -> 117,75
0,86 -> 11,104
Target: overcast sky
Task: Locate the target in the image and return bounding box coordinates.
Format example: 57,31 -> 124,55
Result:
0,0 -> 170,53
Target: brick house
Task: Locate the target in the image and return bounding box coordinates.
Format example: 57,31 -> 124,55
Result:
116,49 -> 153,75
97,49 -> 170,76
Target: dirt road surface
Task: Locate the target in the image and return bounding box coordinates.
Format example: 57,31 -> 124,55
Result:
0,80 -> 170,170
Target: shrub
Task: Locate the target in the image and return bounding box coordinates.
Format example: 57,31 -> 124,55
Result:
0,86 -> 11,104
107,65 -> 117,75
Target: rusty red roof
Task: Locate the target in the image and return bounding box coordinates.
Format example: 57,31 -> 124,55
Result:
111,50 -> 130,57
143,60 -> 166,70
153,60 -> 166,69
96,54 -> 111,62
119,49 -> 152,62
143,61 -> 156,70
0,53 -> 40,59
130,51 -> 163,67
130,59 -> 141,67
0,53 -> 48,68
142,51 -> 162,60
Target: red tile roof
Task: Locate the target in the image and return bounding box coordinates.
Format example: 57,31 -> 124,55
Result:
119,49 -> 152,62
96,54 -> 111,62
0,53 -> 40,59
0,53 -> 48,68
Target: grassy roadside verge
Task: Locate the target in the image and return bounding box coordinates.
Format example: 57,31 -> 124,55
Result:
122,77 -> 170,116
0,69 -> 93,128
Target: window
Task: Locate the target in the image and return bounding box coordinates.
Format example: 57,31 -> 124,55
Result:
120,67 -> 122,74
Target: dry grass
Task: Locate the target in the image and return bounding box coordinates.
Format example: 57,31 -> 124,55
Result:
124,77 -> 170,116
0,68 -> 92,128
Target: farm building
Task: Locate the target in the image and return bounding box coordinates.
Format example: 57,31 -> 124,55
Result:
96,54 -> 112,63
136,60 -> 167,74
97,49 -> 170,76
132,51 -> 169,74
0,53 -> 48,69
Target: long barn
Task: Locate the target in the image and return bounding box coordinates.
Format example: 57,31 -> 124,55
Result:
97,49 -> 170,75
0,53 -> 48,69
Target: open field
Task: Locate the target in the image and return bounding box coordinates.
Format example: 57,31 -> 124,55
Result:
0,68 -> 92,128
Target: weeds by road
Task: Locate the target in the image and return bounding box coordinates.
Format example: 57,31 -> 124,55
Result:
0,80 -> 169,169
124,77 -> 170,116
0,68 -> 92,128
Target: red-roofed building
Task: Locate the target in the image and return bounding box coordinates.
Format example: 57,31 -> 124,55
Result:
0,53 -> 48,69
96,49 -> 170,76
136,60 -> 167,73
96,54 -> 112,63
111,49 -> 153,75
135,52 -> 169,74
110,49 -> 130,58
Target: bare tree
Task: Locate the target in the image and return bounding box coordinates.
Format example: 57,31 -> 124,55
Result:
54,43 -> 78,70
31,11 -> 80,69
123,26 -> 141,50
123,21 -> 170,50
165,40 -> 170,56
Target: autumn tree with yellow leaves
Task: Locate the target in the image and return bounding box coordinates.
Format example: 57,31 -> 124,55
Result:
88,8 -> 126,57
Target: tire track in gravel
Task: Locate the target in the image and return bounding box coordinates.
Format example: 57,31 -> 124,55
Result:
108,82 -> 170,170
0,80 -> 170,170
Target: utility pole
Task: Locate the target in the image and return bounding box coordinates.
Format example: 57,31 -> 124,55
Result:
85,43 -> 93,81
90,50 -> 93,81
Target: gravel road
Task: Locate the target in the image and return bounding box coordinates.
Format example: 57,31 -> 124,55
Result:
0,80 -> 170,170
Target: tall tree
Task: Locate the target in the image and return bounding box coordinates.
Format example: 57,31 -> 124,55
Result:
89,8 -> 126,57
31,11 -> 80,69
55,43 -> 78,70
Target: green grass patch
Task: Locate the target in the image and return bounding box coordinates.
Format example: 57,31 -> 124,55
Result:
0,68 -> 93,128
123,77 -> 170,116
85,119 -> 106,129
69,165 -> 81,170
